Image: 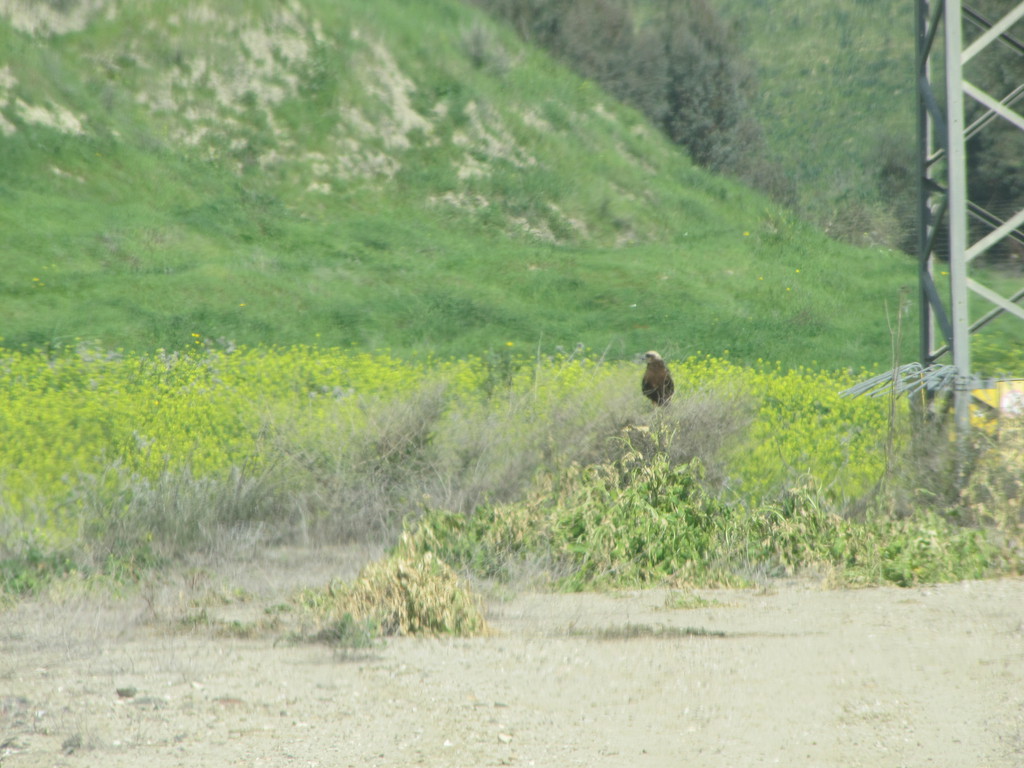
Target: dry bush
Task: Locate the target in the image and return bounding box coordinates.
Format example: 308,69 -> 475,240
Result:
271,382 -> 452,544
296,532 -> 487,638
72,462 -> 290,566
268,365 -> 752,555
575,381 -> 755,489
863,410 -> 965,518
962,422 -> 1024,532
820,198 -> 904,250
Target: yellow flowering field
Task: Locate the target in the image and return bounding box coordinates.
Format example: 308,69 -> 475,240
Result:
0,345 -> 891,552
684,356 -> 891,496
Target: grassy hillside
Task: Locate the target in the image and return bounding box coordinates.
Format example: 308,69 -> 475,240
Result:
717,0 -> 916,240
713,0 -> 1024,371
0,0 -> 915,368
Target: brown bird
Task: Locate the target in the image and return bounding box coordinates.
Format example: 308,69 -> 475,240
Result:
641,350 -> 674,406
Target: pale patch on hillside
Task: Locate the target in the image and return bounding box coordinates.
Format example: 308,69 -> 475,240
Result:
0,65 -> 86,136
521,107 -> 553,133
456,154 -> 489,181
352,37 -> 435,152
549,203 -> 589,239
427,191 -> 491,213
592,103 -> 619,123
0,65 -> 16,136
453,100 -> 536,172
508,215 -> 557,243
14,97 -> 85,134
136,3 -> 316,161
50,164 -> 85,183
0,0 -> 115,36
505,203 -> 589,244
0,0 -> 608,243
311,32 -> 440,183
123,7 -> 443,185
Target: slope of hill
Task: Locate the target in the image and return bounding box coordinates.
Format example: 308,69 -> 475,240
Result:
715,0 -> 917,243
0,0 -> 915,368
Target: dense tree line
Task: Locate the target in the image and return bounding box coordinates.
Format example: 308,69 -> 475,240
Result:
471,0 -> 794,205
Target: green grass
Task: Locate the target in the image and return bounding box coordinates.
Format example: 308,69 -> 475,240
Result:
0,0 -> 917,368
715,0 -> 916,231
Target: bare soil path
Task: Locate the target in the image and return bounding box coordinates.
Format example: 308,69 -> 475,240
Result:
1,552 -> 1022,767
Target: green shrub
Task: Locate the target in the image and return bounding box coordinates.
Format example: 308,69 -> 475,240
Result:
410,447 -> 751,590
753,482 -> 998,586
0,545 -> 78,597
409,446 -> 1011,590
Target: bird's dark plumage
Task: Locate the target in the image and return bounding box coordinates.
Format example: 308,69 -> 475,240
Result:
641,350 -> 674,405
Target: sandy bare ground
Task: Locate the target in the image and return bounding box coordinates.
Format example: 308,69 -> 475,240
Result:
1,548 -> 1023,768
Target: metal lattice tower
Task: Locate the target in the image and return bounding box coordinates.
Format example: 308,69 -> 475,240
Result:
915,0 -> 1024,434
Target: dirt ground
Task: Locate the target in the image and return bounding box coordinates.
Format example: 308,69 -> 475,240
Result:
1,547 -> 1023,768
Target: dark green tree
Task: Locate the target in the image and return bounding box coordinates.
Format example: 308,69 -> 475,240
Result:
471,0 -> 793,203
